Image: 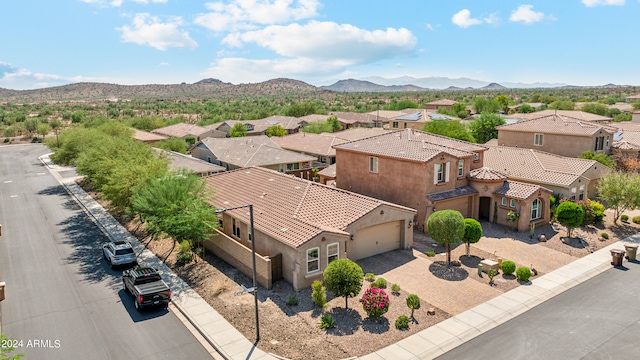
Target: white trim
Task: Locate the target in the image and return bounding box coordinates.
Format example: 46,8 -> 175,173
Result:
369,156 -> 378,173
534,133 -> 544,146
327,242 -> 339,265
307,247 -> 319,273
457,159 -> 464,177
445,162 -> 450,182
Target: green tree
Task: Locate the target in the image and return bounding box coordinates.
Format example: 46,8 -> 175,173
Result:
556,201 -> 584,238
598,171 -> 640,223
494,95 -> 510,113
406,294 -> 421,319
131,170 -> 218,258
427,209 -> 465,265
266,124 -> 287,137
451,102 -> 470,119
469,113 -> 506,144
580,103 -> 608,116
230,122 -> 247,137
549,100 -> 575,110
462,218 -> 482,257
0,334 -> 24,360
578,151 -> 615,167
613,113 -> 632,122
37,123 -> 50,140
517,103 -> 534,113
156,138 -> 189,154
71,111 -> 84,123
323,259 -> 364,309
472,98 -> 501,114
423,120 -> 475,142
285,102 -> 317,117
326,116 -> 342,132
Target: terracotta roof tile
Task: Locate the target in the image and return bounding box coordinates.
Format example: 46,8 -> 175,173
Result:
270,132 -> 348,156
494,181 -> 548,200
151,123 -> 210,138
498,113 -> 617,136
205,168 -> 415,248
426,186 -> 477,202
505,110 -> 613,123
318,163 -> 336,177
484,146 -> 606,187
134,129 -> 168,142
333,129 -> 486,162
467,167 -> 508,181
613,131 -> 640,149
154,149 -> 226,174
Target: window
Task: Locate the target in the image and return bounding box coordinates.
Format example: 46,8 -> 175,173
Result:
286,163 -> 299,171
606,135 -> 610,147
392,121 -> 399,128
570,187 -> 577,201
207,156 -> 212,163
510,199 -> 516,208
232,218 -> 240,238
534,133 -> 544,146
595,136 -> 604,151
531,199 -> 541,220
369,156 -> 378,173
474,153 -> 480,161
457,159 -> 464,177
327,243 -> 339,264
307,247 -> 319,273
579,185 -> 585,200
501,197 -> 507,206
433,162 -> 450,184
218,217 -> 224,230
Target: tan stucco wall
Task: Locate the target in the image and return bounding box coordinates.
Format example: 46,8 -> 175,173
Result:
497,130 -> 613,158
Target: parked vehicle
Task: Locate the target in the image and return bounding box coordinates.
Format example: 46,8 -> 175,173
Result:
122,266 -> 171,311
102,240 -> 137,268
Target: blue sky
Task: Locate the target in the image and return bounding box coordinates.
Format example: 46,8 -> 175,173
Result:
1,0 -> 639,90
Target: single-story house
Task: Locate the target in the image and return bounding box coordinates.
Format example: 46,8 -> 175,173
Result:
217,116 -> 306,137
155,149 -> 226,177
151,123 -> 220,141
204,167 -> 416,290
133,129 -> 168,144
425,99 -> 456,111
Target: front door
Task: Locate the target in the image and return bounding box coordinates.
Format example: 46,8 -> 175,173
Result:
479,196 -> 491,220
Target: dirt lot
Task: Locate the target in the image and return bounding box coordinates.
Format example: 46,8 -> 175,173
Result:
88,180 -> 640,360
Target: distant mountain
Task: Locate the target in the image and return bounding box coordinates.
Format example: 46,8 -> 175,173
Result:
320,79 -> 426,92
481,83 -> 506,90
360,76 -> 569,89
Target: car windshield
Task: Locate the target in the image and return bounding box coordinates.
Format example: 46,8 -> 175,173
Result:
115,248 -> 134,255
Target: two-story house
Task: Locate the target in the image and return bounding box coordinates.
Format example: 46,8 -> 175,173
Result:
333,129 -> 552,232
498,111 -> 618,158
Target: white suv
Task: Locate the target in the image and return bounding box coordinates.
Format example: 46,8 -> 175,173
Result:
102,241 -> 137,268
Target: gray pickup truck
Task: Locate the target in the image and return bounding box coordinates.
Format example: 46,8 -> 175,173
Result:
122,266 -> 172,311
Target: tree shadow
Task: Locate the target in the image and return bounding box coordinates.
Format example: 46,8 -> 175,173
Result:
325,307 -> 361,336
501,274 -> 516,281
429,261 -> 469,281
459,255 -> 482,268
560,236 -> 590,249
361,316 -> 390,334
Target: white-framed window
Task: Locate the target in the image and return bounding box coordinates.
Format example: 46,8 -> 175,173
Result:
327,243 -> 339,265
534,133 -> 544,146
458,159 -> 464,177
307,247 -> 319,273
510,199 -> 516,208
531,198 -> 541,220
579,185 -> 585,200
474,153 -> 480,161
606,135 -> 610,147
595,136 -> 604,151
286,163 -> 299,171
369,156 -> 378,173
232,218 -> 240,238
433,162 -> 450,184
501,197 -> 507,206
392,121 -> 399,128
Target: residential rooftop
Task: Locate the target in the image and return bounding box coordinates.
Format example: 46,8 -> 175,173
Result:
499,112 -> 618,136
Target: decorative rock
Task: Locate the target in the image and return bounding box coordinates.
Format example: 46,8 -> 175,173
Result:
538,234 -> 547,242
427,308 -> 436,315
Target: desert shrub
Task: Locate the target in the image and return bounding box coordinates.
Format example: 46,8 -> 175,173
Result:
3,138 -> 9,143
578,199 -> 605,225
318,314 -> 335,329
395,315 -> 410,330
371,277 -> 387,289
424,251 -> 436,257
360,287 -> 390,318
621,214 -> 629,222
501,260 -> 516,275
287,295 -> 299,306
365,273 -> 376,282
406,294 -> 421,318
176,240 -> 193,265
311,280 -> 327,307
391,283 -> 401,295
601,232 -> 609,239
516,267 -> 532,282
633,216 -> 640,224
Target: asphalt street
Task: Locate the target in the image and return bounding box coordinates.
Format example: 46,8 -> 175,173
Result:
437,248 -> 640,359
0,144 -> 212,359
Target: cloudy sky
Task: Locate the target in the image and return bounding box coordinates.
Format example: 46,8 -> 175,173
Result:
1,0 -> 639,90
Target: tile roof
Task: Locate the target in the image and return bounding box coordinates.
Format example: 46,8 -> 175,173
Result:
505,109 -> 613,122
270,132 -> 348,156
425,99 -> 456,106
224,116 -> 305,134
612,130 -> 640,149
484,146 -> 606,187
318,163 -> 336,177
467,167 -> 508,181
298,114 -> 330,122
331,128 -> 393,141
197,136 -> 316,168
133,129 -> 167,142
204,167 -> 415,248
151,123 -> 210,138
333,129 -> 486,162
155,149 -> 226,174
494,181 -> 548,200
499,112 -> 617,136
332,112 -> 379,124
426,186 -> 477,202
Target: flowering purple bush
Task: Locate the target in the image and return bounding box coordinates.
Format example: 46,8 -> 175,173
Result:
360,287 -> 390,318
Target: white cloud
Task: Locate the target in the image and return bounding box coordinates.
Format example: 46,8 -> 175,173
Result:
224,21 -> 416,61
133,0 -> 168,3
0,62 -> 102,90
509,5 -> 545,24
80,0 -> 167,6
117,13 -> 198,50
484,12 -> 500,25
426,23 -> 435,31
194,0 -> 320,32
452,9 -> 483,28
582,0 -> 625,6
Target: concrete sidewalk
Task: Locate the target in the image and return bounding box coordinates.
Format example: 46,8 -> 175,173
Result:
41,154 -> 636,360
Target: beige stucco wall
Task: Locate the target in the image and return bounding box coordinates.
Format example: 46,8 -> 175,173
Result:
497,129 -> 614,158
344,204 -> 415,254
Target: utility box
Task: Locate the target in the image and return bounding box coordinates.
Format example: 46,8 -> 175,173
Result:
0,282 -> 5,301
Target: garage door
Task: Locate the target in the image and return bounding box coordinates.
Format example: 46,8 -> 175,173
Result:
437,197 -> 470,218
352,221 -> 401,260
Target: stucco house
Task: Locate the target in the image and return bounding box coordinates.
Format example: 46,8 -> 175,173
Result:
389,111 -> 459,130
133,129 -> 168,144
204,167 -> 416,290
332,112 -> 381,128
497,111 -> 618,158
151,123 -> 220,141
333,129 -> 552,232
270,132 -> 348,165
425,99 -> 456,111
217,116 -> 306,137
190,136 -> 316,172
611,129 -> 640,159
483,146 -> 610,200
154,149 -> 226,177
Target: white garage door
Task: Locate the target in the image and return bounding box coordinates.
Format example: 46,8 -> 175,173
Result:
352,221 -> 401,260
